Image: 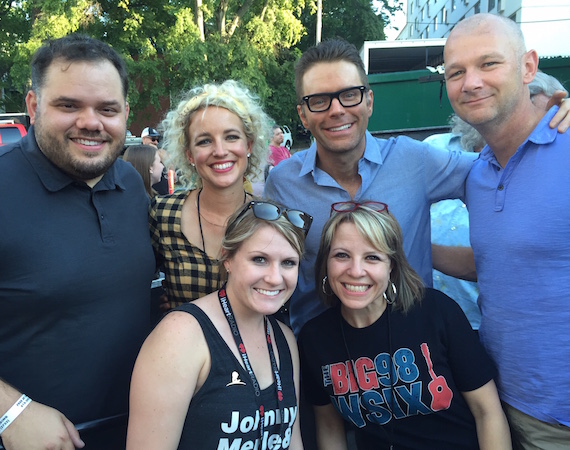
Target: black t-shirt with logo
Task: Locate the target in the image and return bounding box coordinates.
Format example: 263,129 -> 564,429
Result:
299,288 -> 496,450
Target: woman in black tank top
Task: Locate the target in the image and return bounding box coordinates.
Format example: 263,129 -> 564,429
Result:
127,200 -> 312,450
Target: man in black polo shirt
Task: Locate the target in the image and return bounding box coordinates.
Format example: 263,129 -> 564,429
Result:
0,35 -> 155,450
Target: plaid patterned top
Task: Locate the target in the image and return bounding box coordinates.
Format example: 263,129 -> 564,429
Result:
150,191 -> 225,310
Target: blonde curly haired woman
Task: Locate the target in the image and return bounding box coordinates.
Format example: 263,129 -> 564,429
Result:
150,80 -> 272,312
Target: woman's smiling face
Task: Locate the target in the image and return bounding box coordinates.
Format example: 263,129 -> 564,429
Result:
327,222 -> 392,316
186,106 -> 251,189
224,224 -> 300,316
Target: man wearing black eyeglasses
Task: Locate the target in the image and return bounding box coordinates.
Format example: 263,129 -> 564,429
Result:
265,38 -> 570,339
264,38 -> 478,338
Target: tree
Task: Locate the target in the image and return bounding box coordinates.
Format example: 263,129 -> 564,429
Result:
4,0 -> 307,127
299,0 -> 401,51
1,0 -> 394,132
0,0 -> 30,111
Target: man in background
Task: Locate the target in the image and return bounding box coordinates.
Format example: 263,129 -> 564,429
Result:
0,35 -> 155,450
140,126 -> 169,194
141,126 -> 160,147
268,124 -> 291,167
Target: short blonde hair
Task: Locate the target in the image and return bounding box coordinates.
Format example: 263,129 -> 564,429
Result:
161,80 -> 271,188
316,205 -> 424,313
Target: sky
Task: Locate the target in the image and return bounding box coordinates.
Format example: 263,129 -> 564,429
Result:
376,0 -> 570,55
376,0 -> 408,40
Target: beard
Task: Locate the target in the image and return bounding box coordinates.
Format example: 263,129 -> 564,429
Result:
34,111 -> 125,183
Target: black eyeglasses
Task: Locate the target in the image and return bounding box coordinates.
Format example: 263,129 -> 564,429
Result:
330,201 -> 389,215
234,201 -> 313,235
150,137 -> 159,142
301,86 -> 368,113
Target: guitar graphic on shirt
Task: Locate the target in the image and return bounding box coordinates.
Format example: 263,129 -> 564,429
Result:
420,343 -> 453,411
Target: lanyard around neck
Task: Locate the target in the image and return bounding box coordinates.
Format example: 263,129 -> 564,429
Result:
217,285 -> 284,440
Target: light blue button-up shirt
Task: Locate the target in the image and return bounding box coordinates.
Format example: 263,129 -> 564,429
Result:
265,130 -> 476,334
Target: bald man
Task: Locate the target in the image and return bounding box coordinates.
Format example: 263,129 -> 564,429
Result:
444,13 -> 570,449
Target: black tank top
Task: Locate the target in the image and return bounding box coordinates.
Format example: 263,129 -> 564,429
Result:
174,303 -> 298,449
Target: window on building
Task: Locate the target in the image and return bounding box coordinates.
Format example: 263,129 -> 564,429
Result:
421,6 -> 425,20
410,1 -> 414,14
489,0 -> 496,10
474,1 -> 480,13
426,27 -> 429,38
427,0 -> 430,17
434,15 -> 438,31
452,0 -> 456,11
443,7 -> 448,24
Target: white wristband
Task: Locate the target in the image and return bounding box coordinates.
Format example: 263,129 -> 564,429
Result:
0,395 -> 32,435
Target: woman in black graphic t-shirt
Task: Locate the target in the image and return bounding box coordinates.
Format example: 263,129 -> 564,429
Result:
298,201 -> 511,450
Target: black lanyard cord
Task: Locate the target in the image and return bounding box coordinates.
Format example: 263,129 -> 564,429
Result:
218,285 -> 285,440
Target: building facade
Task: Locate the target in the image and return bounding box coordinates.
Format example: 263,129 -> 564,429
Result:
399,0 -> 570,58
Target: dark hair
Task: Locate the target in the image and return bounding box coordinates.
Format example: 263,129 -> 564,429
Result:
264,163 -> 273,181
123,145 -> 158,198
31,34 -> 128,100
295,38 -> 370,103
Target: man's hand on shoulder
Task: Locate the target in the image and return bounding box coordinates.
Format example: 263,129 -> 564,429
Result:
548,91 -> 570,133
1,401 -> 84,450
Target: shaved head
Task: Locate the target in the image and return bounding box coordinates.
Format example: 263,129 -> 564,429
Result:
447,14 -> 527,62
444,13 -> 541,162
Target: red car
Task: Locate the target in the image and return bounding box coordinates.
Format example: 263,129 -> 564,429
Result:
0,123 -> 27,146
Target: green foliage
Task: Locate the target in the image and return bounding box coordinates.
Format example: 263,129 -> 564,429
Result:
300,0 -> 387,51
0,0 -> 392,131
263,46 -> 302,129
0,0 -> 28,110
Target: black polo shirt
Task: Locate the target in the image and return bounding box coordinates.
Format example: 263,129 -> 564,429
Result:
0,128 -> 155,426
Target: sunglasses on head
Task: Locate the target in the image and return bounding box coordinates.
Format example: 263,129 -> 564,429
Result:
330,201 -> 389,215
234,201 -> 313,235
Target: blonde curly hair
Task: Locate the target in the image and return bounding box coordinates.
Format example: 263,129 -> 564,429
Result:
160,80 -> 271,189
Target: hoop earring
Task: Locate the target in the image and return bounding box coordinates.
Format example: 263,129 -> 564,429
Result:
322,276 -> 333,296
383,281 -> 397,305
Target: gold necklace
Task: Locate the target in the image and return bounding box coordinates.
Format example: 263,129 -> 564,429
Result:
197,189 -> 247,253
198,211 -> 226,227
